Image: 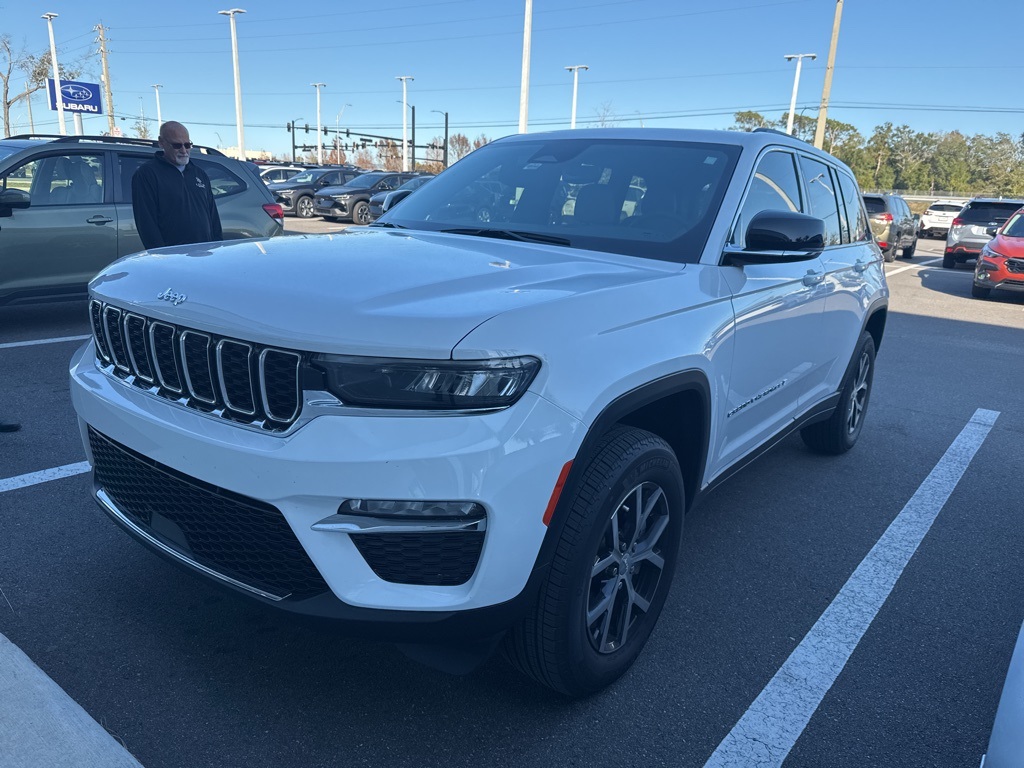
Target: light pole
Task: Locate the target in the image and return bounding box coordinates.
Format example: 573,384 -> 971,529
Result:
151,84 -> 163,128
431,109 -> 449,168
564,64 -> 589,129
396,76 -> 413,172
783,54 -> 815,136
41,13 -> 66,135
289,117 -> 302,162
218,8 -> 246,160
311,83 -> 326,165
335,103 -> 351,162
814,0 -> 844,149
518,0 -> 533,133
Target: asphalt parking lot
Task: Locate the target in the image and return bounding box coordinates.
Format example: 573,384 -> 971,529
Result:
2,235 -> 1023,768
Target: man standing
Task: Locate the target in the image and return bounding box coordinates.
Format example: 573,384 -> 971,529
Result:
132,121 -> 223,249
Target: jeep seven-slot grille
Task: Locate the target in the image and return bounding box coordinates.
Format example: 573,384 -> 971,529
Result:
89,300 -> 302,430
88,427 -> 329,600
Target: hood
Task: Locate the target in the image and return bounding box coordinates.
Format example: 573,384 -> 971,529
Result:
89,228 -> 674,358
991,234 -> 1024,258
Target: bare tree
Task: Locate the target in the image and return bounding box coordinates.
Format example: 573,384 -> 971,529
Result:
133,117 -> 151,140
1,34 -> 83,137
450,133 -> 471,163
353,148 -> 374,169
472,134 -> 490,150
593,102 -> 619,127
421,136 -> 445,174
375,139 -> 401,171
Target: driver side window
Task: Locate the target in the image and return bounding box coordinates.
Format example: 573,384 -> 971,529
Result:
733,151 -> 802,245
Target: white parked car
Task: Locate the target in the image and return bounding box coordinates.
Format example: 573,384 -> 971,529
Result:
70,128 -> 889,696
918,198 -> 968,238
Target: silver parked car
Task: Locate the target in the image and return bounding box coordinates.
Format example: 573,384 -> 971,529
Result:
944,198 -> 1024,268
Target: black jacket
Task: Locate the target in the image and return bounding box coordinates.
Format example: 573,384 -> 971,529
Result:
132,153 -> 223,249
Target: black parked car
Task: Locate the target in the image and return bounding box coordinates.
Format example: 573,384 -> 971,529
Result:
268,166 -> 364,218
314,171 -> 424,224
367,174 -> 435,222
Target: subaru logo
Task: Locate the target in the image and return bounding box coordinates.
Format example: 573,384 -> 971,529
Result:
157,288 -> 187,306
60,84 -> 93,101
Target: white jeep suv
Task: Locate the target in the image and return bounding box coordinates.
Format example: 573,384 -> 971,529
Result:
70,128 -> 888,697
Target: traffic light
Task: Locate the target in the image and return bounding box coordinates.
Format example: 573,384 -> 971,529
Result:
304,124 -> 310,133
323,126 -> 328,135
346,129 -> 350,138
286,123 -> 291,133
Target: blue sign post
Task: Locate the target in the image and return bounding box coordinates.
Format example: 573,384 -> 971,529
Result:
46,79 -> 103,115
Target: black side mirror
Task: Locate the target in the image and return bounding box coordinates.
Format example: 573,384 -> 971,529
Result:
745,210 -> 825,252
382,189 -> 413,213
0,187 -> 30,217
986,226 -> 999,237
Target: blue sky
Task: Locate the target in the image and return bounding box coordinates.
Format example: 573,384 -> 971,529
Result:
2,0 -> 1021,159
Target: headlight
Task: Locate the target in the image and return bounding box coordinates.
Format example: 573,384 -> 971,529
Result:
335,194 -> 352,201
278,189 -> 294,197
981,243 -> 1005,259
311,354 -> 540,410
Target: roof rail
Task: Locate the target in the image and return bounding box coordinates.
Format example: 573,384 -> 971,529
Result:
5,134 -> 226,156
752,127 -> 795,138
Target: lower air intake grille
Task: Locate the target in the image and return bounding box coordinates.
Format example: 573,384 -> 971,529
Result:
350,532 -> 484,586
88,427 -> 329,600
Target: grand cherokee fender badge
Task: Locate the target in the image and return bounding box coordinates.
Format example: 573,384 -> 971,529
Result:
728,380 -> 787,418
157,288 -> 187,306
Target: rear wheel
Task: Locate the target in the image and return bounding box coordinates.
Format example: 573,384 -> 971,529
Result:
903,237 -> 916,258
295,195 -> 315,219
972,284 -> 992,299
504,427 -> 685,697
883,241 -> 898,262
943,253 -> 957,269
801,331 -> 875,455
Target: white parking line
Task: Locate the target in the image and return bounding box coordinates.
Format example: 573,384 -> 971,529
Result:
885,257 -> 941,278
704,408 -> 1000,768
0,335 -> 90,350
0,462 -> 90,493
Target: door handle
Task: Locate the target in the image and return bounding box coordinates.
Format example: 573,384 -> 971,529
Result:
802,269 -> 825,286
86,215 -> 113,225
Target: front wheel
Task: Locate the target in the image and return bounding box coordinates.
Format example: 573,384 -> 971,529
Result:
295,195 -> 315,219
504,427 -> 685,697
903,237 -> 916,258
801,331 -> 876,455
972,284 -> 992,299
351,201 -> 371,225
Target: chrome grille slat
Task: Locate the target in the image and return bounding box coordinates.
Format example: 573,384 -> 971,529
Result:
88,301 -> 302,431
125,313 -> 154,383
180,331 -> 217,405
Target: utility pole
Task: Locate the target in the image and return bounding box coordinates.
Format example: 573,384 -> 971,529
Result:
518,0 -> 533,133
24,83 -> 35,132
41,13 -> 66,135
783,53 -> 816,136
94,24 -> 116,135
410,105 -> 416,171
814,0 -> 844,150
311,82 -> 326,164
432,110 -> 448,168
151,84 -> 162,127
218,8 -> 246,160
396,76 -> 413,172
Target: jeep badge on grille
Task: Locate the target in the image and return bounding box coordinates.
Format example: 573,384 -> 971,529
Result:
157,288 -> 187,306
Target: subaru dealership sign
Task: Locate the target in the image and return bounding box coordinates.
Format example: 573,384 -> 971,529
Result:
46,79 -> 103,114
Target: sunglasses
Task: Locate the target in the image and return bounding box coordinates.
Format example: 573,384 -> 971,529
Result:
168,141 -> 193,149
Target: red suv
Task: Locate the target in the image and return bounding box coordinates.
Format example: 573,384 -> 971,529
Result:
973,206 -> 1024,299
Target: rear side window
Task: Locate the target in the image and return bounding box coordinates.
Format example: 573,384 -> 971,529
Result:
799,156 -> 842,246
117,154 -> 244,202
835,171 -> 870,243
959,202 -> 1023,223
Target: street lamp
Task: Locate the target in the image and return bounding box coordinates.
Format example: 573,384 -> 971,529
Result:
311,83 -> 326,165
396,76 -> 414,172
289,117 -> 302,162
151,84 -> 163,127
218,8 -> 246,160
564,64 -> 589,129
783,54 -> 816,136
41,13 -> 66,135
431,110 -> 449,168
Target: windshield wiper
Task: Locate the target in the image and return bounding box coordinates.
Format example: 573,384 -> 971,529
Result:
440,228 -> 571,246
369,221 -> 407,229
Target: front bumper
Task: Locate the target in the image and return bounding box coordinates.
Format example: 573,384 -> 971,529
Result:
70,340 -> 583,636
315,197 -> 349,217
975,256 -> 1024,293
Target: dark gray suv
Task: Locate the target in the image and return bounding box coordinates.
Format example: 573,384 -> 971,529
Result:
0,134 -> 284,306
862,193 -> 917,262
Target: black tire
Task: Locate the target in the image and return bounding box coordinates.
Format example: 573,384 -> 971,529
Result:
942,253 -> 956,269
883,242 -> 898,262
903,237 -> 916,258
972,283 -> 992,299
295,195 -> 315,219
322,216 -> 338,223
351,201 -> 371,225
503,426 -> 685,697
801,331 -> 876,455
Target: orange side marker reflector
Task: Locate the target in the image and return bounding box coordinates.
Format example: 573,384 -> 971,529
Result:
542,460 -> 573,526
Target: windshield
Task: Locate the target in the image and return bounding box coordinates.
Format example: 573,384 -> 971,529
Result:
343,174 -> 386,190
0,144 -> 23,162
1001,211 -> 1024,237
379,137 -> 741,263
287,170 -> 322,184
